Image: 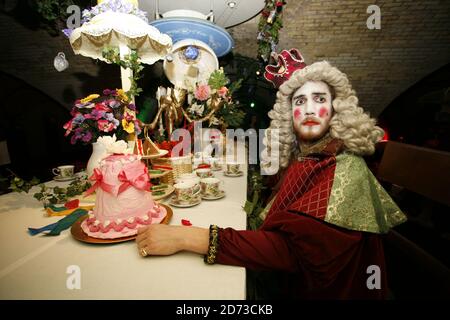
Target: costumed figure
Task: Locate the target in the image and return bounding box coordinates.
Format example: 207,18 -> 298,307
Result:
136,49 -> 407,299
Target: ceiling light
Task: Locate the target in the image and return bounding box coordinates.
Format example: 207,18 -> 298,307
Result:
227,1 -> 237,9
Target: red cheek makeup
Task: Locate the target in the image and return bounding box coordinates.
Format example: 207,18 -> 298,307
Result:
293,108 -> 301,120
319,107 -> 329,118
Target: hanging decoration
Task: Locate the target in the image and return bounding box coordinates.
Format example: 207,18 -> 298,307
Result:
257,0 -> 286,63
53,52 -> 69,72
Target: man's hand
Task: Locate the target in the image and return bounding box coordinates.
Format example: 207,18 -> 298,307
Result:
136,224 -> 184,256
136,224 -> 209,257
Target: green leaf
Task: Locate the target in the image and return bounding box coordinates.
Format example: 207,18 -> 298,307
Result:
30,177 -> 40,185
34,193 -> 43,200
208,69 -> 229,89
244,200 -> 255,215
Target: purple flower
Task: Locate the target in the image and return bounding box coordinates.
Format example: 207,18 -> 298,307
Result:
128,103 -> 136,111
105,112 -> 115,121
107,99 -> 120,108
62,29 -> 73,38
91,6 -> 100,16
72,114 -> 85,125
82,8 -> 90,18
81,131 -> 93,143
91,109 -> 105,120
72,128 -> 93,144
134,121 -> 141,135
103,89 -> 116,96
70,134 -> 79,144
80,0 -> 148,24
104,113 -> 120,127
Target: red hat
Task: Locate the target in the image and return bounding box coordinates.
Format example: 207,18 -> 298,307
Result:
263,48 -> 307,88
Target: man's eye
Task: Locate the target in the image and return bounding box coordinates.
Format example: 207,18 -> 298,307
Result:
295,98 -> 305,105
315,96 -> 326,103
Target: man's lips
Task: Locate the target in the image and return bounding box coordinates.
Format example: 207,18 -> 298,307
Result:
302,120 -> 320,126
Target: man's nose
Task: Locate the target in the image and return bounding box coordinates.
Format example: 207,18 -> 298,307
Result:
304,100 -> 315,116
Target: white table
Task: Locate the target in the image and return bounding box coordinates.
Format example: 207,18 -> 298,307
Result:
0,169 -> 247,300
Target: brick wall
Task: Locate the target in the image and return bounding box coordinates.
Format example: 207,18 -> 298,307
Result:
231,0 -> 450,116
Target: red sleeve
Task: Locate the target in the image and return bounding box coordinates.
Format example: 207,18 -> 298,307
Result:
215,228 -> 298,272
215,211 -> 365,287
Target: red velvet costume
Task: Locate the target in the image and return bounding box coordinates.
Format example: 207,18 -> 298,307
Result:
215,140 -> 388,299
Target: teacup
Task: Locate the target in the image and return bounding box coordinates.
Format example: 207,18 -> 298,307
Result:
52,165 -> 74,178
226,162 -> 241,174
195,168 -> 213,179
200,178 -> 223,197
173,181 -> 201,203
176,173 -> 201,187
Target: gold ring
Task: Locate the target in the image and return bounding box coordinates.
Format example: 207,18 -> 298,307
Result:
140,248 -> 148,257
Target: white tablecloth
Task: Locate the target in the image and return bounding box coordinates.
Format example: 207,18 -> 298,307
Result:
0,168 -> 247,299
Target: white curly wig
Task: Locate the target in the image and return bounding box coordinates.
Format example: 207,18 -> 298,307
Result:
261,60 -> 384,171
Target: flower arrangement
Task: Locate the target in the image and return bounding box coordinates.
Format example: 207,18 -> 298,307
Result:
63,89 -> 142,145
185,68 -> 245,129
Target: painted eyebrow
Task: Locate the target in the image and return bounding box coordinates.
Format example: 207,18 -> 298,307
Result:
292,92 -> 328,101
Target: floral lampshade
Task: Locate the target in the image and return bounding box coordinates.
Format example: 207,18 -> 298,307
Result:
68,0 -> 172,65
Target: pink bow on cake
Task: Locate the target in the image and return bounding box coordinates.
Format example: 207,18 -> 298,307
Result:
117,169 -> 151,195
84,168 -> 114,196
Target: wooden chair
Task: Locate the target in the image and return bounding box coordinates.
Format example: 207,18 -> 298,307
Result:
377,141 -> 450,299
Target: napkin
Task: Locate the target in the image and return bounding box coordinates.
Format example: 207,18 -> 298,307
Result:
28,209 -> 88,236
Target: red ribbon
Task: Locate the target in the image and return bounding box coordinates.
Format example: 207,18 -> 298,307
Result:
84,168 -> 114,196
117,169 -> 151,195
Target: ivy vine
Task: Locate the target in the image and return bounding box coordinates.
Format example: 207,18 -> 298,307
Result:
102,46 -> 144,99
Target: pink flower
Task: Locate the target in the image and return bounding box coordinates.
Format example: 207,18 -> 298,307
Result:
217,86 -> 228,98
194,84 -> 211,101
63,119 -> 73,136
124,110 -> 136,121
97,120 -> 114,132
94,103 -> 111,112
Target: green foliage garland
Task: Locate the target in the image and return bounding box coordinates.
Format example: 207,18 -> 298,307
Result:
257,0 -> 286,63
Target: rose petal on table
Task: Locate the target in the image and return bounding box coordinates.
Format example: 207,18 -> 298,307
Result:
181,219 -> 192,226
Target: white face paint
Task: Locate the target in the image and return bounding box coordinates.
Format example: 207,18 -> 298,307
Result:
291,81 -> 333,142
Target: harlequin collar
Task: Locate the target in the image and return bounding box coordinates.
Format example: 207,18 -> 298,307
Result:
297,134 -> 344,159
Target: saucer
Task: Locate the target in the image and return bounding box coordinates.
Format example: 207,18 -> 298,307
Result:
53,175 -> 76,182
223,171 -> 244,177
169,196 -> 201,208
202,190 -> 225,200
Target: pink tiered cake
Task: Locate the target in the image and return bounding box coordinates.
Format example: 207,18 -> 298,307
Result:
81,153 -> 167,239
